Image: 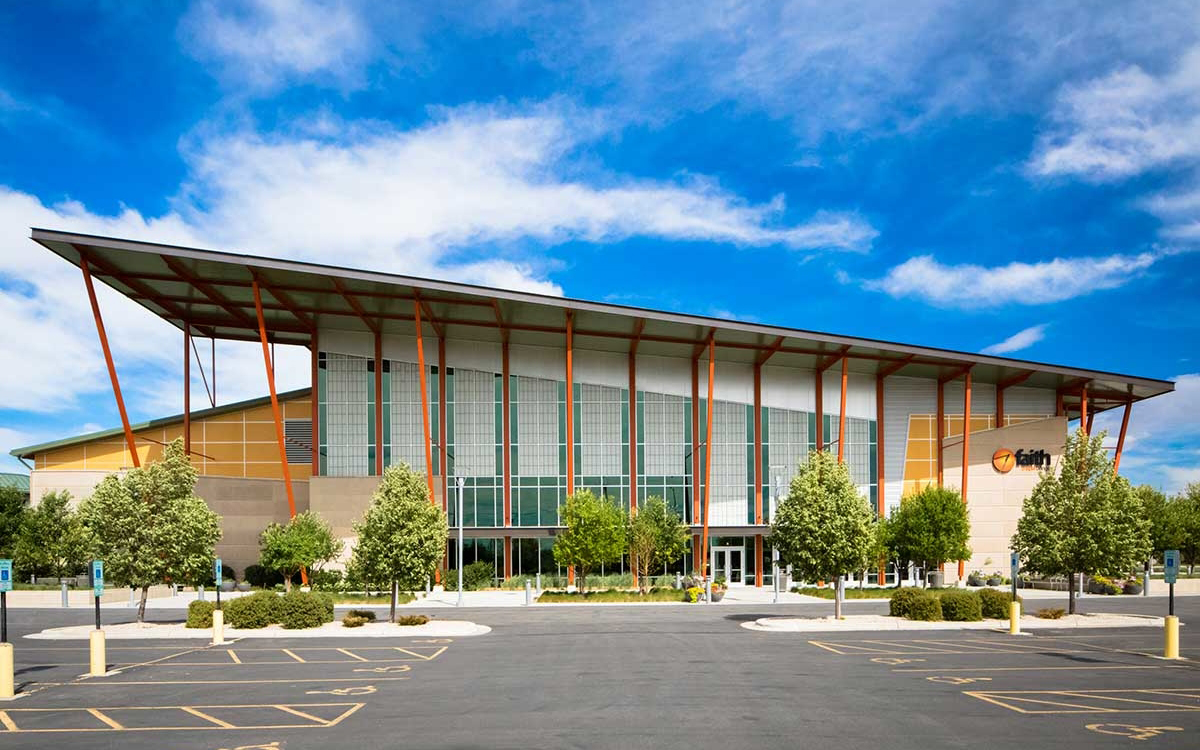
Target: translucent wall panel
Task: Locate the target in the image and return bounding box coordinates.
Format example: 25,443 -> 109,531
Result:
453,368 -> 497,477
515,376 -> 559,476
708,400 -> 748,526
389,360 -> 426,471
642,392 -> 687,475
580,384 -> 623,475
323,353 -> 369,476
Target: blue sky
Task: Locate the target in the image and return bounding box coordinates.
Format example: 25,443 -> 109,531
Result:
0,1 -> 1197,491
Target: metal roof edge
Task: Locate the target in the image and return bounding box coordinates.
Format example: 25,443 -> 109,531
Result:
29,228 -> 1176,392
9,387 -> 312,459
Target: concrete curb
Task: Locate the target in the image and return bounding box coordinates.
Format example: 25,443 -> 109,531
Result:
25,620 -> 490,640
742,613 -> 1175,633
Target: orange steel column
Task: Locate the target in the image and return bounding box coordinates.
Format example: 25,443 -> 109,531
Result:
438,336 -> 447,511
629,346 -> 638,590
754,362 -> 763,586
565,312 -> 575,586
413,302 -> 435,500
1114,399 -> 1132,473
876,373 -> 886,583
700,334 -> 715,578
691,358 -> 700,529
184,323 -> 191,458
837,356 -> 848,464
996,383 -> 1005,428
311,328 -> 320,475
502,338 -> 511,526
80,256 -> 140,468
1081,385 -> 1089,436
815,365 -> 824,451
374,331 -> 384,476
936,380 -> 945,487
565,311 -> 574,494
958,370 -> 972,580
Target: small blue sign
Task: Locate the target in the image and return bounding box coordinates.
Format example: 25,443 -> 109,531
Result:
91,560 -> 104,598
1164,549 -> 1180,585
214,558 -> 223,587
1010,552 -> 1019,578
0,558 -> 12,593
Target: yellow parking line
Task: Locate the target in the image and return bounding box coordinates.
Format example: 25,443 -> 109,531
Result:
273,705 -> 329,724
993,695 -> 1118,713
337,649 -> 368,662
393,646 -> 447,661
87,709 -> 125,730
1055,691 -> 1199,710
180,707 -> 235,728
896,665 -> 1181,673
0,711 -> 17,731
281,649 -> 306,663
227,650 -> 242,664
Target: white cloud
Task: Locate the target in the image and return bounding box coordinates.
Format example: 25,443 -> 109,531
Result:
981,324 -> 1047,355
1094,373 -> 1200,494
180,0 -> 372,90
1031,49 -> 1200,181
0,103 -> 872,427
866,252 -> 1160,308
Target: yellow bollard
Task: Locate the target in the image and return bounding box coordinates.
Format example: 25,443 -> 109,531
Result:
1009,601 -> 1021,635
89,629 -> 107,676
212,608 -> 225,646
0,642 -> 13,698
1164,615 -> 1180,660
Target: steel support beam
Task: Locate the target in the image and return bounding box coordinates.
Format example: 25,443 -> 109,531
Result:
837,356 -> 848,464
701,333 -> 715,579
565,311 -> 575,494
936,379 -> 945,487
80,255 -> 140,468
876,372 -> 886,584
374,330 -> 384,476
958,369 -> 972,581
1114,399 -> 1132,473
184,323 -> 191,458
438,336 -> 448,512
502,337 -> 511,528
311,329 -> 320,475
414,302 -> 435,501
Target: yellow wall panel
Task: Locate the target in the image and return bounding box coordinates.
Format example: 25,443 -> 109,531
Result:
205,443 -> 245,462
907,440 -> 934,461
202,412 -> 245,424
283,399 -> 312,419
242,405 -> 276,422
43,446 -> 88,467
204,462 -> 246,478
243,463 -> 285,479
204,422 -> 245,443
244,443 -> 286,463
907,418 -> 932,440
242,423 -> 277,442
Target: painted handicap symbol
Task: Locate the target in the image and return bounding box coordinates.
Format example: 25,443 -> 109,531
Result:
354,665 -> 412,673
216,743 -> 282,750
1086,724 -> 1183,741
305,686 -> 377,696
870,657 -> 926,665
926,676 -> 992,685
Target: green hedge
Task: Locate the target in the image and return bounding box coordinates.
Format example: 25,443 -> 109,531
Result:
978,588 -> 1022,619
938,589 -> 982,621
346,608 -> 377,622
280,591 -> 333,629
906,593 -> 943,621
225,590 -> 281,629
186,600 -> 215,628
888,587 -> 928,618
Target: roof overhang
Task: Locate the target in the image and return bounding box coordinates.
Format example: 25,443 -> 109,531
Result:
31,228 -> 1174,420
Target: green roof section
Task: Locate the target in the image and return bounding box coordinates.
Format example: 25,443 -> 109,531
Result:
9,387 -> 311,460
0,472 -> 29,493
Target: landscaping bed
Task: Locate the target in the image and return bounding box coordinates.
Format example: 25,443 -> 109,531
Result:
537,587 -> 687,603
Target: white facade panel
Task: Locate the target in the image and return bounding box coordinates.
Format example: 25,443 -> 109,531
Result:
447,339 -> 502,376
574,349 -> 628,390
711,361 -> 754,405
508,343 -> 563,382
819,370 -> 875,421
319,328 -> 373,358
636,354 -> 692,398
943,380 -> 996,417
761,365 -> 815,412
1005,386 -> 1056,416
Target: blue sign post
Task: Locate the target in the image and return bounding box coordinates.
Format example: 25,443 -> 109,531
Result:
0,559 -> 11,644
214,558 -> 223,609
1164,549 -> 1179,617
91,560 -> 104,630
1010,552 -> 1020,600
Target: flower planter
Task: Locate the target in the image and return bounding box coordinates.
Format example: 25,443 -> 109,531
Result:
236,582 -> 252,592
710,588 -> 726,602
986,576 -> 1003,586
1123,582 -> 1143,595
967,575 -> 984,587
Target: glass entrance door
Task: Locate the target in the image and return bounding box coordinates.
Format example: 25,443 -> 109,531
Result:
711,546 -> 744,585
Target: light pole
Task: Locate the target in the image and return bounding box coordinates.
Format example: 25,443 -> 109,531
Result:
772,472 -> 782,602
456,475 -> 464,608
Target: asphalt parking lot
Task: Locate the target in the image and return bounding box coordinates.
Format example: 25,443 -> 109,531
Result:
2,595 -> 1197,749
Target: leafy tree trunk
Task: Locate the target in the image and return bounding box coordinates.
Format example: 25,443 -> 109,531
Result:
283,574 -> 293,593
137,585 -> 149,623
1068,572 -> 1077,615
390,580 -> 398,623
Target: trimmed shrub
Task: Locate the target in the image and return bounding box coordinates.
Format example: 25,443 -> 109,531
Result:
309,569 -> 343,590
889,587 -> 929,618
1036,607 -> 1066,619
279,591 -> 330,629
347,608 -> 377,622
906,593 -> 943,621
225,590 -> 281,629
311,591 -> 335,621
186,600 -> 216,628
342,614 -> 369,628
938,589 -> 983,621
396,615 -> 429,626
243,564 -> 283,589
463,561 -> 495,590
978,588 -> 1021,619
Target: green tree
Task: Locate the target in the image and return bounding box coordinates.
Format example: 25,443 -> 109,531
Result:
79,439 -> 222,621
771,450 -> 876,617
350,464 -> 447,621
888,485 -> 971,583
1011,429 -> 1151,614
1169,484 -> 1200,572
0,486 -> 27,559
628,495 -> 690,593
14,491 -> 92,579
259,510 -> 344,592
554,490 -> 628,593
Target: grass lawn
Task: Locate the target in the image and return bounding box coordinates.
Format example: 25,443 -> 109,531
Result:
330,592 -> 417,606
538,587 -> 685,603
792,586 -> 897,599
